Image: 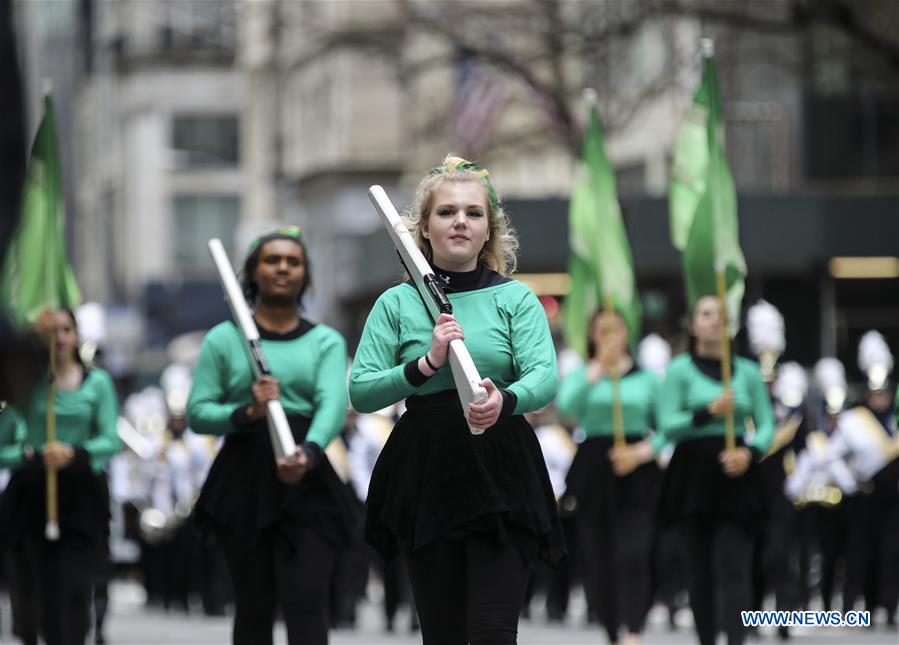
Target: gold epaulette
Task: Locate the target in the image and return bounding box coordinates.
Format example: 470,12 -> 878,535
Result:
766,414 -> 803,458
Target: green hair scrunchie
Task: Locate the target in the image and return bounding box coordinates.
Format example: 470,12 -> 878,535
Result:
430,157 -> 500,212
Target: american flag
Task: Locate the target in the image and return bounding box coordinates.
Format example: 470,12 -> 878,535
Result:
453,57 -> 511,159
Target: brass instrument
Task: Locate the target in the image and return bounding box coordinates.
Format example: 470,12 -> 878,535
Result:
138,499 -> 193,546
118,415 -> 194,545
793,483 -> 843,509
792,432 -> 846,509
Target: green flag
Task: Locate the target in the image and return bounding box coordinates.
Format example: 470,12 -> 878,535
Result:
1,94 -> 81,325
669,45 -> 745,334
563,98 -> 641,358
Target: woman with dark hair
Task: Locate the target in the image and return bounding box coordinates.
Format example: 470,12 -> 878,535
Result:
188,226 -> 353,645
558,309 -> 661,644
350,155 -> 564,645
0,307 -> 120,645
650,295 -> 775,645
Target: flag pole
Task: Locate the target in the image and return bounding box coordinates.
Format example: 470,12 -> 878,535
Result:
702,40 -> 736,454
715,265 -> 736,453
45,333 -> 60,540
42,82 -> 60,541
603,294 -> 626,451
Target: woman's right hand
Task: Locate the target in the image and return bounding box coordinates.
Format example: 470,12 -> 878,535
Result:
427,313 -> 464,368
608,440 -> 654,477
34,307 -> 57,344
586,360 -> 604,384
247,375 -> 280,421
707,391 -> 735,418
42,441 -> 75,470
276,446 -> 310,484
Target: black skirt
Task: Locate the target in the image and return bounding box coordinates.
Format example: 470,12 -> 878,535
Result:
193,414 -> 357,554
656,435 -> 764,530
0,454 -> 110,547
564,435 -> 661,529
364,390 -> 567,567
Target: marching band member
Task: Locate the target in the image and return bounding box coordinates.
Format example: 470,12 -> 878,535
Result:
652,296 -> 775,645
115,386 -> 168,608
1,308 -> 120,645
141,364 -> 215,612
558,310 -> 661,644
188,226 -> 354,645
350,155 -> 564,645
1,402 -> 37,645
826,332 -> 898,622
746,301 -> 804,636
787,358 -> 852,612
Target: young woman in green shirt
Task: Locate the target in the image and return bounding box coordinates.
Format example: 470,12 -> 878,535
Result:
558,309 -> 661,645
350,156 -> 564,645
652,296 -> 775,645
1,308 -> 120,645
187,227 -> 353,645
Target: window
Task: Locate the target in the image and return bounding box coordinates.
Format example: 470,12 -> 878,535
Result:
171,115 -> 239,167
173,195 -> 240,273
157,0 -> 237,53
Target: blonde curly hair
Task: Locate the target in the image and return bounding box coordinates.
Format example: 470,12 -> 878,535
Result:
403,155 -> 519,276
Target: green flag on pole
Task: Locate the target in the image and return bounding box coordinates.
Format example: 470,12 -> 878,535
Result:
563,92 -> 641,358
1,93 -> 81,325
669,42 -> 746,334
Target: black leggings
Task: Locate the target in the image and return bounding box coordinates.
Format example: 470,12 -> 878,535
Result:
752,499 -> 801,612
581,508 -> 653,642
20,538 -> 96,645
403,534 -> 532,645
685,516 -> 754,645
222,525 -> 337,645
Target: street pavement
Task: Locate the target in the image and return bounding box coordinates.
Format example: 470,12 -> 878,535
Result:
2,580 -> 896,644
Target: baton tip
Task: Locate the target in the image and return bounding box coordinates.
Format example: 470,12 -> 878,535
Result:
45,521 -> 60,541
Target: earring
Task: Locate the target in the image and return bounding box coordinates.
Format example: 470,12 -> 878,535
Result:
423,233 -> 429,239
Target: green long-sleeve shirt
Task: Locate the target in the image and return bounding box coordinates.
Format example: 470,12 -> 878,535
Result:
349,277 -> 558,415
187,321 -> 348,449
652,353 -> 775,455
557,366 -> 659,438
12,368 -> 121,473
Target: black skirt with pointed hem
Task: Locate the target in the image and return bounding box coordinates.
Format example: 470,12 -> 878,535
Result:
193,414 -> 358,554
656,435 -> 764,531
364,390 -> 567,567
0,454 -> 110,549
564,435 -> 662,529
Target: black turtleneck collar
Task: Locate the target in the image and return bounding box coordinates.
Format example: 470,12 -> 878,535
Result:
254,317 -> 316,341
690,350 -> 735,382
432,263 -> 510,293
